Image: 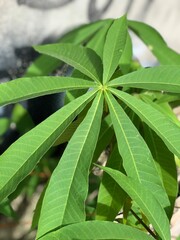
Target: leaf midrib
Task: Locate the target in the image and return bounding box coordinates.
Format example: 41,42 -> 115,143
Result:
52,92 -> 103,226
105,91 -> 141,183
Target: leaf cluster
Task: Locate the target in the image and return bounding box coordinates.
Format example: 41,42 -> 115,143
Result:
0,16 -> 180,240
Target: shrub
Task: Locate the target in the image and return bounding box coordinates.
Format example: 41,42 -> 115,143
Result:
0,15 -> 180,240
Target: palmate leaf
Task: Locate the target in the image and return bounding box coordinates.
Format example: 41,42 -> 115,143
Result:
128,20 -> 180,65
25,20 -> 106,77
0,90 -> 97,203
34,43 -> 102,83
100,167 -> 170,240
0,77 -> 96,107
103,15 -> 127,84
110,88 -> 180,158
105,91 -> 169,208
36,92 -> 104,239
107,65 -> 180,93
96,144 -> 127,221
41,220 -> 153,240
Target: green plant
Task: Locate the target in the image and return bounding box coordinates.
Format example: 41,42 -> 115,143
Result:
0,15 -> 180,240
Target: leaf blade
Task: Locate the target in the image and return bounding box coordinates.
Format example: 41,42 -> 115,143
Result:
26,19 -> 106,77
92,114 -> 114,164
96,144 -> 127,221
107,66 -> 180,93
36,92 -> 104,238
0,77 -> 97,107
128,20 -> 180,65
119,32 -> 133,74
103,16 -> 127,83
105,91 -> 169,208
100,167 -> 171,240
87,20 -> 113,60
34,43 -> 103,83
143,125 -> 178,218
0,90 -> 97,203
110,88 -> 180,159
42,220 -> 154,240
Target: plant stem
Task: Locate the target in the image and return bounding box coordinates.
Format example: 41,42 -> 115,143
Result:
130,209 -> 157,239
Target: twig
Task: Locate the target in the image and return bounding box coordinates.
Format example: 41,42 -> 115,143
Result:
130,209 -> 157,239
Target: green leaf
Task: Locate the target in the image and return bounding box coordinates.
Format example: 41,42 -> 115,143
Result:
32,183 -> 48,229
156,93 -> 180,104
65,89 -> 88,105
119,33 -> 133,74
36,92 -> 104,239
0,76 -> 96,107
0,90 -> 96,203
92,114 -> 114,164
103,16 -> 127,83
105,91 -> 169,208
0,118 -> 10,136
64,69 -> 92,104
96,144 -> 127,221
110,88 -> 180,159
34,43 -> 103,83
143,125 -> 178,218
140,94 -> 180,127
53,113 -> 84,146
128,20 -> 180,65
41,220 -> 153,240
0,199 -> 16,218
87,20 -> 113,59
107,66 -> 180,93
11,103 -> 35,134
100,167 -> 171,240
59,20 -> 107,45
25,20 -> 106,77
